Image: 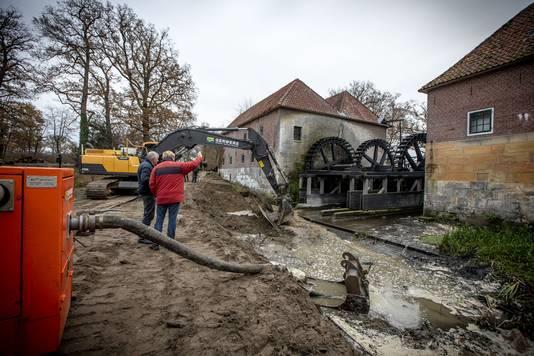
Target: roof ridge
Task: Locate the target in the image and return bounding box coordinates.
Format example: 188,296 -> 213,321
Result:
278,79 -> 300,106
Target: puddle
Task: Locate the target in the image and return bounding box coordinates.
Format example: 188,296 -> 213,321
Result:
306,278 -> 347,308
306,280 -> 467,331
416,297 -> 467,330
370,288 -> 466,330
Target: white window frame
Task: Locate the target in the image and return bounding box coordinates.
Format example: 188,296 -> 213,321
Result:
467,107 -> 494,136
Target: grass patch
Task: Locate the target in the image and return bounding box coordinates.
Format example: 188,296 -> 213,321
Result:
419,234 -> 443,246
441,222 -> 534,285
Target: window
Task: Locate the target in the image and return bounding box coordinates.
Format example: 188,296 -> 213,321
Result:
259,126 -> 264,135
243,133 -> 247,140
229,156 -> 232,165
468,108 -> 493,136
293,126 -> 302,141
250,154 -> 254,162
241,154 -> 245,163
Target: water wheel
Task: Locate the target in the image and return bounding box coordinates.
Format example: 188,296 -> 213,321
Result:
354,139 -> 395,171
304,137 -> 358,170
395,133 -> 426,171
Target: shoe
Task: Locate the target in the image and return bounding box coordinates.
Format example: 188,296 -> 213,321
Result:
138,238 -> 152,244
150,244 -> 160,251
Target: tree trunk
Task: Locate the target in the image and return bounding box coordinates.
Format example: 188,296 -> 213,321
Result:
142,106 -> 150,141
104,78 -> 113,147
79,47 -> 91,151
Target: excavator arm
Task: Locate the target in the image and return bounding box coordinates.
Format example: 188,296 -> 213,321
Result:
151,127 -> 292,225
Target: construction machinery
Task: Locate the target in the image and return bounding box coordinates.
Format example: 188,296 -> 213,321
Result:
0,167 -> 74,354
81,141 -> 157,198
81,127 -> 292,224
82,128 -> 283,193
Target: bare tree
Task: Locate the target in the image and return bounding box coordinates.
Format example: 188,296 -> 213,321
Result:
89,47 -> 116,147
45,106 -> 76,155
0,7 -> 35,102
105,5 -> 196,141
235,97 -> 254,115
33,0 -> 105,149
330,80 -> 427,144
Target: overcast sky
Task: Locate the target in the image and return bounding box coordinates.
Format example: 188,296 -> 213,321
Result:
6,0 -> 533,127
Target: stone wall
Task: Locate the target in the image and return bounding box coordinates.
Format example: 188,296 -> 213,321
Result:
425,132 -> 534,222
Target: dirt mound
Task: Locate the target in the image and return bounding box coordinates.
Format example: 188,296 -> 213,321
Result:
61,175 -> 356,355
186,175 -> 280,236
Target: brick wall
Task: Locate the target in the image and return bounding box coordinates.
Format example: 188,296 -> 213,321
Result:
427,61 -> 534,143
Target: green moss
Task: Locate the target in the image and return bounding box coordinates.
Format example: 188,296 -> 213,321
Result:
287,161 -> 305,205
419,234 -> 444,246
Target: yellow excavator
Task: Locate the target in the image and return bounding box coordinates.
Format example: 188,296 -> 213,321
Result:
81,141 -> 157,198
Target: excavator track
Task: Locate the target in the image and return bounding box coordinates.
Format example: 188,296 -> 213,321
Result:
86,178 -> 119,199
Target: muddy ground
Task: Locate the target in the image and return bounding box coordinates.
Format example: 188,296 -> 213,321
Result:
63,174 -> 532,355
61,175 -> 356,355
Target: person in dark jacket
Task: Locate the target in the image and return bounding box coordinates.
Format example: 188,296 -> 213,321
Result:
149,150 -> 203,241
192,166 -> 200,183
137,151 -> 159,245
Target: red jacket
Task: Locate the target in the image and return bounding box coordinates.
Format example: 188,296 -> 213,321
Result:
149,157 -> 202,205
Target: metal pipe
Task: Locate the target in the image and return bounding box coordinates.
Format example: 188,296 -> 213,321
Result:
70,214 -> 269,274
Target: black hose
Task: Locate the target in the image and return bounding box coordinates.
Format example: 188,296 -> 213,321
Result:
85,214 -> 269,274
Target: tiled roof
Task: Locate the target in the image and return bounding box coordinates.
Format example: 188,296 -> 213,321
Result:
420,3 -> 534,92
325,91 -> 379,123
228,79 -> 384,127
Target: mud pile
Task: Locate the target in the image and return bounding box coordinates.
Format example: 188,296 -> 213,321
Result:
61,175 -> 356,355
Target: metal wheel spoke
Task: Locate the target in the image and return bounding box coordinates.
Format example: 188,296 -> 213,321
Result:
363,153 -> 374,164
331,143 -> 336,161
414,144 -> 423,161
320,147 -> 327,163
406,154 -> 417,169
379,150 -> 387,165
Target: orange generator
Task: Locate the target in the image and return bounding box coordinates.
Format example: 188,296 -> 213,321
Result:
0,166 -> 74,354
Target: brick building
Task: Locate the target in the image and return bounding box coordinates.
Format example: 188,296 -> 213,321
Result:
219,79 -> 387,192
420,4 -> 534,222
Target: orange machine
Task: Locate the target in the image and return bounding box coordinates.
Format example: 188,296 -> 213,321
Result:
0,166 -> 74,354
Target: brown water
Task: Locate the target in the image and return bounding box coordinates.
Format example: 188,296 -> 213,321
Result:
306,279 -> 466,330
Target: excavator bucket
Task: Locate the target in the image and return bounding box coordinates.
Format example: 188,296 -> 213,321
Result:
305,252 -> 371,313
257,197 -> 293,228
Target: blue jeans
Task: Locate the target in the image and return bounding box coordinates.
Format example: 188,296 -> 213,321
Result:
154,203 -> 180,239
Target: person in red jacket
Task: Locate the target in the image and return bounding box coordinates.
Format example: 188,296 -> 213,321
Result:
149,150 -> 203,248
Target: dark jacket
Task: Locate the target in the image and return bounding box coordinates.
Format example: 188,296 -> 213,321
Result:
149,156 -> 202,205
137,158 -> 154,196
